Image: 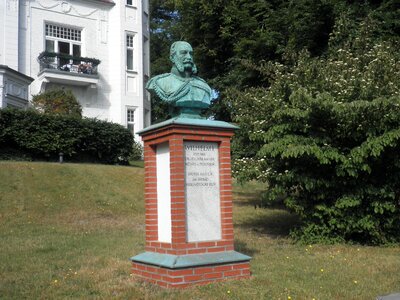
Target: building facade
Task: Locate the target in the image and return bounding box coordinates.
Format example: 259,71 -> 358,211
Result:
0,0 -> 150,140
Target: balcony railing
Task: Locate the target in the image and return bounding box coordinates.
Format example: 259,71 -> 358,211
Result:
38,51 -> 101,75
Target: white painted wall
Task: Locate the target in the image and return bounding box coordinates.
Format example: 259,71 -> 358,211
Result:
156,143 -> 172,243
0,0 -> 150,141
2,0 -> 19,70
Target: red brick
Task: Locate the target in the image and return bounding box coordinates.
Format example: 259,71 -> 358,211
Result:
136,264 -> 147,271
224,270 -> 242,277
157,280 -> 168,288
145,220 -> 157,226
157,268 -> 168,275
194,267 -> 214,275
145,236 -> 157,242
220,207 -> 232,212
171,202 -> 185,209
174,243 -> 189,249
215,265 -> 233,272
232,263 -> 249,270
171,209 -> 185,215
204,272 -> 223,279
172,231 -> 186,237
171,237 -> 186,243
197,241 -> 216,247
148,242 -> 161,248
146,266 -> 158,273
221,217 -> 233,222
141,271 -> 153,278
162,276 -> 184,283
187,248 -> 207,254
169,269 -> 194,276
159,242 -> 172,249
184,275 -> 203,282
170,174 -> 184,180
146,225 -> 158,231
150,273 -> 163,280
222,229 -> 234,235
207,247 -> 226,253
241,269 -> 251,276
171,220 -> 185,227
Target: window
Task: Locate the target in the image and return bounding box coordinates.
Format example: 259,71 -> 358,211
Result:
126,34 -> 134,70
45,24 -> 82,66
126,0 -> 133,5
127,108 -> 135,134
46,24 -> 81,41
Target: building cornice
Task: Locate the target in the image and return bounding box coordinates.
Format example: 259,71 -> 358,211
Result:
0,65 -> 34,83
72,0 -> 115,6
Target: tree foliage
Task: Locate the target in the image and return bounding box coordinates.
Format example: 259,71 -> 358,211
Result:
231,18 -> 400,244
150,0 -> 399,122
32,88 -> 82,117
150,0 -> 400,244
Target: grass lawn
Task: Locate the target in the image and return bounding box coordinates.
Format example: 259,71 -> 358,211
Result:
0,161 -> 399,299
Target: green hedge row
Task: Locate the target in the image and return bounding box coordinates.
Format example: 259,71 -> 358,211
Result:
0,109 -> 135,164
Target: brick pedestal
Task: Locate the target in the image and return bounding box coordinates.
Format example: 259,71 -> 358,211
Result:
131,117 -> 251,288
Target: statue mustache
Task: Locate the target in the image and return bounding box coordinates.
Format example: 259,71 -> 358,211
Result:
175,60 -> 197,74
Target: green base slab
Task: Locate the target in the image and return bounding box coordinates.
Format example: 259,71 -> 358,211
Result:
137,116 -> 239,135
130,251 -> 251,269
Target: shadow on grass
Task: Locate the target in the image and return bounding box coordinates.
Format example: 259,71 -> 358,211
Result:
233,191 -> 265,208
129,160 -> 144,168
234,190 -> 301,239
234,239 -> 259,256
240,211 -> 300,239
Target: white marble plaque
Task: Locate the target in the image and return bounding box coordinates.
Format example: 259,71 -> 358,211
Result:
184,141 -> 221,242
156,143 -> 171,243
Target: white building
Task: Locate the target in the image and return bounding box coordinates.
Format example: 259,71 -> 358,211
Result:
0,0 -> 150,140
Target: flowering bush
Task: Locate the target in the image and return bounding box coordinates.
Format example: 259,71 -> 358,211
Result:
231,19 -> 400,244
32,89 -> 82,117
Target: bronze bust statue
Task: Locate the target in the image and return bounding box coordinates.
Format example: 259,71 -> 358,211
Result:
146,41 -> 212,117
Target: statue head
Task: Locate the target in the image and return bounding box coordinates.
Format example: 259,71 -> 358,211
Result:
170,41 -> 198,75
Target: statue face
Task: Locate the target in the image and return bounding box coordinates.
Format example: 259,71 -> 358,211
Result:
172,42 -> 194,73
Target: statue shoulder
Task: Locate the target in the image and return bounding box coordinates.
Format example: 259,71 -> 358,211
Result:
146,73 -> 171,89
193,76 -> 207,83
146,73 -> 189,102
192,76 -> 212,92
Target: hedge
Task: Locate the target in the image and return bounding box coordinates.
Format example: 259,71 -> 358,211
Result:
0,109 -> 135,164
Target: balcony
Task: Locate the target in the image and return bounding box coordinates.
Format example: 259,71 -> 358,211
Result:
37,52 -> 100,88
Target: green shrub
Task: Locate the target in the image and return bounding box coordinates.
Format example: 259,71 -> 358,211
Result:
231,19 -> 400,244
0,109 -> 135,164
32,88 -> 82,117
130,141 -> 143,161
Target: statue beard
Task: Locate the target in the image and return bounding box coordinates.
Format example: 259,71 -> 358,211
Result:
175,60 -> 198,75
